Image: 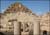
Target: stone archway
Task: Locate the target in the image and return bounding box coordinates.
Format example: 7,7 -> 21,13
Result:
43,30 -> 47,35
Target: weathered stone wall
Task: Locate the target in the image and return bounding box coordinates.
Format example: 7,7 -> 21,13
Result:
0,2 -> 50,35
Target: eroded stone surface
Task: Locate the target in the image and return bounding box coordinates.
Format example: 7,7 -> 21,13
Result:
0,2 -> 50,35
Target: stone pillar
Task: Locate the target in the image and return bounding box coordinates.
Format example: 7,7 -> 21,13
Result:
14,21 -> 21,35
33,22 -> 40,35
23,23 -> 25,32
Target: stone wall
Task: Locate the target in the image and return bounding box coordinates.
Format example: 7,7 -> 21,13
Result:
0,2 -> 50,35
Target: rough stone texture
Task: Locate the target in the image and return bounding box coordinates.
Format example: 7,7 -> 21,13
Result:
0,2 -> 50,35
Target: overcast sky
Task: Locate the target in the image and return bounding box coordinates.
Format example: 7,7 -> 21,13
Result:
0,0 -> 49,15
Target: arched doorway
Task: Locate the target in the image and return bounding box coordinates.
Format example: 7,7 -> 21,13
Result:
43,31 -> 47,35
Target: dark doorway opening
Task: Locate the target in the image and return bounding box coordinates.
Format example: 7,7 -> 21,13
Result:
0,32 -> 5,35
43,31 -> 47,35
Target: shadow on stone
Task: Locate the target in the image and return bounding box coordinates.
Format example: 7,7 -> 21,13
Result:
0,32 -> 5,35
29,30 -> 33,35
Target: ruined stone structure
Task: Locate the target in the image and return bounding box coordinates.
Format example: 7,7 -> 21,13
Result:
0,3 -> 50,35
40,12 -> 50,35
